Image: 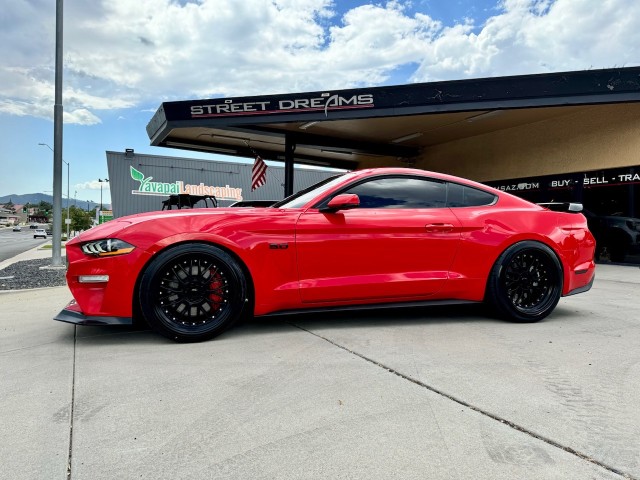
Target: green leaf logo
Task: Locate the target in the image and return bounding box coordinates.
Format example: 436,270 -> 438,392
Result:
130,166 -> 145,183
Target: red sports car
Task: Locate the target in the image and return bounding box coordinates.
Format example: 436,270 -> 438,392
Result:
55,168 -> 596,342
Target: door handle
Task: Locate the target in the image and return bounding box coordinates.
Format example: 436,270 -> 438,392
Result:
425,223 -> 454,233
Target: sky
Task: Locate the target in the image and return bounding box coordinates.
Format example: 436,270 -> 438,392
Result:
1,0 -> 639,205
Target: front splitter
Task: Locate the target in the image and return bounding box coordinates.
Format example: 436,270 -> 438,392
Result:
54,306 -> 133,326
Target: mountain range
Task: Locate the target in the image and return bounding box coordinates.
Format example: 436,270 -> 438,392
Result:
0,193 -> 110,211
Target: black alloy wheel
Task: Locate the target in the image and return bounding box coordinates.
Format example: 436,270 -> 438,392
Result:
486,241 -> 563,322
139,243 -> 248,342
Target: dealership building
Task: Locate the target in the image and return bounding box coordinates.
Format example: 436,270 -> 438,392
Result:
108,66 -> 640,262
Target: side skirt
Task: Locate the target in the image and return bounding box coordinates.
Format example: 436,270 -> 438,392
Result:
258,299 -> 479,318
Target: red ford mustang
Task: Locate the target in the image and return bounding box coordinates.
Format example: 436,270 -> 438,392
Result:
55,168 -> 596,342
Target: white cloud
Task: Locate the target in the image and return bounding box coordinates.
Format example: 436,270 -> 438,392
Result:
64,109 -> 102,126
1,0 -> 639,124
319,3 -> 442,84
411,0 -> 640,81
0,65 -> 134,124
76,180 -> 111,191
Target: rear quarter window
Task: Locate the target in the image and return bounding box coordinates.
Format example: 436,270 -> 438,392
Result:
447,182 -> 497,207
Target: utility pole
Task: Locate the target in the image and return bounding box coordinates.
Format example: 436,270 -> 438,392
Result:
98,178 -> 109,214
40,143 -> 69,240
51,0 -> 64,266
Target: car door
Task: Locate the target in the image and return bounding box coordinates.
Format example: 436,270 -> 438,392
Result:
295,175 -> 462,303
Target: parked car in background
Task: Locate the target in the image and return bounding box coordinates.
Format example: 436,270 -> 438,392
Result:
229,200 -> 277,207
33,228 -> 47,239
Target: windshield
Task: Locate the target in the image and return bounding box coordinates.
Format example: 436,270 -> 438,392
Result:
273,174 -> 346,209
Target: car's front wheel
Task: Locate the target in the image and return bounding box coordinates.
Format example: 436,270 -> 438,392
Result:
486,241 -> 563,322
139,243 -> 248,342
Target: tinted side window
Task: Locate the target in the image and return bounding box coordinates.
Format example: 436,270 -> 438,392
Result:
342,177 -> 447,209
447,182 -> 497,207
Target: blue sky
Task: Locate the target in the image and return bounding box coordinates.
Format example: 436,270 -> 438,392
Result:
1,0 -> 638,205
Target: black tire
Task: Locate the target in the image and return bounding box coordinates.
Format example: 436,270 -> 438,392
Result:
138,243 -> 248,342
486,241 -> 563,322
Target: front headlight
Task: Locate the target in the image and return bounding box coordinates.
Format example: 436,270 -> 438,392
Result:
81,239 -> 135,257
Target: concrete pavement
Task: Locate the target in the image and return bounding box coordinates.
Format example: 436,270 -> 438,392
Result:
1,263 -> 639,479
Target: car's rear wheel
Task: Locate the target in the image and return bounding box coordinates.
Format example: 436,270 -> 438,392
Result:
486,241 -> 563,322
139,243 -> 248,342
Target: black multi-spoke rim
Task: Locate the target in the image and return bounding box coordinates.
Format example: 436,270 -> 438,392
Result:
502,249 -> 558,315
153,254 -> 231,329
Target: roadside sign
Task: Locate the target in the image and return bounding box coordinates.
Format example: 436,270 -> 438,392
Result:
97,210 -> 113,224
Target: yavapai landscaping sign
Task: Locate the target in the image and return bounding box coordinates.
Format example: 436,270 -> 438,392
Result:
130,167 -> 243,201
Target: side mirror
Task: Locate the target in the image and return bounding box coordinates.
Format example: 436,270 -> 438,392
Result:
321,194 -> 360,212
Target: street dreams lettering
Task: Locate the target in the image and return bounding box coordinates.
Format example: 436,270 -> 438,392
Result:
190,94 -> 375,118
191,101 -> 270,115
130,167 -> 243,201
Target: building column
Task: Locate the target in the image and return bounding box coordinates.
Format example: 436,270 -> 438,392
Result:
284,136 -> 296,197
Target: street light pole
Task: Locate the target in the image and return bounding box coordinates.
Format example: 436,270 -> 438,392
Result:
39,142 -> 70,240
49,0 -> 64,266
98,178 -> 109,213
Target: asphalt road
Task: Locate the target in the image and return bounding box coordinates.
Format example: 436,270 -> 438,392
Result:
0,226 -> 50,263
1,264 -> 640,479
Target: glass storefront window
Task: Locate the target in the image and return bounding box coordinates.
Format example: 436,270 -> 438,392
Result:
485,166 -> 640,264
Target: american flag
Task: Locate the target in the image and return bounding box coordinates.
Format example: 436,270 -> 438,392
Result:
251,155 -> 267,191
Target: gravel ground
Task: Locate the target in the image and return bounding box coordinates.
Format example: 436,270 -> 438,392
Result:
0,258 -> 67,290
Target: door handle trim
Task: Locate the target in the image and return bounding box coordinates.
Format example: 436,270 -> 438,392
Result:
425,223 -> 455,233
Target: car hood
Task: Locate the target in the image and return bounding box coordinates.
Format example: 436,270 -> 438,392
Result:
68,207 -> 287,244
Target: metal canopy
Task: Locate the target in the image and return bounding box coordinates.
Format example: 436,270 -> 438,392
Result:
147,67 -> 640,195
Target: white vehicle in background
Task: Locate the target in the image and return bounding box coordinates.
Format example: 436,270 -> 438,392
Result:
33,228 -> 47,239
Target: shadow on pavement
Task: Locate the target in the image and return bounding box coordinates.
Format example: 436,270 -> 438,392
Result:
65,302 -> 584,346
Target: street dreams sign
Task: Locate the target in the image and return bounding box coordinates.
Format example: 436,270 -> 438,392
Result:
130,167 -> 243,202
188,93 -> 375,119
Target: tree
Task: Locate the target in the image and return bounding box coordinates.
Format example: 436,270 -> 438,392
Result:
38,200 -> 53,211
64,205 -> 93,232
34,200 -> 53,219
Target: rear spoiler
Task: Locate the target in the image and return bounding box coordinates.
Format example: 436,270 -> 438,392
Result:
537,202 -> 583,213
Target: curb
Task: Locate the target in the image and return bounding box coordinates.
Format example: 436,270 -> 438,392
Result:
0,243 -> 64,271
0,284 -> 69,295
